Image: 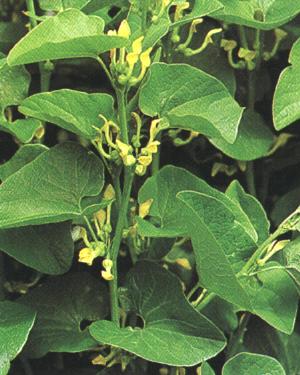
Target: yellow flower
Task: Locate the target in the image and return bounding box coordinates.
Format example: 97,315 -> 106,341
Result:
174,2 -> 189,21
116,139 -> 132,158
145,140 -> 160,154
124,154 -> 136,167
101,259 -> 114,281
138,154 -> 153,167
78,247 -> 95,266
132,36 -> 144,55
104,184 -> 116,200
118,20 -> 131,39
149,119 -> 162,141
139,199 -> 153,219
95,209 -> 106,227
140,48 -> 152,69
126,52 -> 139,70
176,258 -> 192,270
135,164 -> 147,176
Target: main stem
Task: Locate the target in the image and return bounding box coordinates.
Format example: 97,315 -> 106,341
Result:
109,88 -> 133,325
26,0 -> 51,93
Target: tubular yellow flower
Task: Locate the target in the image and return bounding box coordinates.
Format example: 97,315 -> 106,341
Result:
78,247 -> 95,266
118,20 -> 131,39
104,184 -> 116,200
174,2 -> 189,21
221,39 -> 237,52
149,119 -> 162,141
176,258 -> 192,270
101,259 -> 114,281
124,154 -> 137,166
138,154 -> 153,167
135,164 -> 147,176
132,36 -> 144,55
140,47 -> 152,69
126,52 -> 139,69
116,139 -> 132,158
145,140 -> 160,154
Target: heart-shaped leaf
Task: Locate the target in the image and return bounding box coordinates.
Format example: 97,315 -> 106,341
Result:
7,9 -> 128,66
19,273 -> 108,358
226,180 -> 270,245
180,191 -> 298,333
0,144 -> 48,181
222,352 -> 286,375
139,63 -> 243,144
19,89 -> 115,139
0,142 -> 104,229
0,301 -> 36,375
178,191 -> 253,309
273,38 -> 300,130
38,0 -> 91,11
137,165 -> 258,241
0,222 -> 74,275
239,262 -> 298,334
212,1 -> 300,30
90,261 -> 225,366
211,110 -> 274,161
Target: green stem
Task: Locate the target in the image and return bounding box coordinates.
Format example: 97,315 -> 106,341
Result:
238,225 -> 287,276
26,0 -> 52,93
83,216 -> 99,244
226,313 -> 250,359
238,25 -> 249,49
116,88 -> 129,143
109,168 -> 134,325
196,292 -> 216,311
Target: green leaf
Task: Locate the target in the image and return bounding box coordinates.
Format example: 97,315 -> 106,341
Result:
240,262 -> 298,334
0,57 -> 30,112
273,38 -> 300,130
0,144 -> 74,274
226,180 -> 270,244
0,142 -> 104,229
0,118 -> 41,143
19,89 -> 115,139
0,222 -> 74,275
174,42 -> 236,95
271,187 -> 300,227
222,353 -> 286,375
210,110 -> 274,161
0,144 -> 48,181
90,261 -> 225,366
7,9 -> 128,66
179,193 -> 298,332
0,57 -> 41,142
137,165 -> 258,241
172,0 -> 223,27
178,191 -> 253,308
212,1 -> 300,30
244,319 -> 300,375
19,273 -> 108,358
38,0 -> 91,11
0,301 -> 36,375
139,63 -> 243,144
282,237 -> 300,291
